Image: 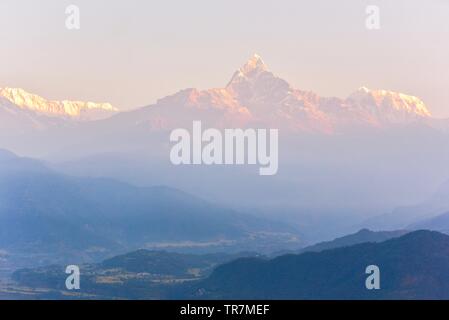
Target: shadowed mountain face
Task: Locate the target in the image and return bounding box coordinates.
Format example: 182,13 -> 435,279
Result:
0,150 -> 300,270
189,231 -> 449,300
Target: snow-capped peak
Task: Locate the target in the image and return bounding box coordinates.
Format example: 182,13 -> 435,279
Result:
0,87 -> 119,121
348,86 -> 432,118
357,86 -> 371,93
226,54 -> 270,88
240,54 -> 268,75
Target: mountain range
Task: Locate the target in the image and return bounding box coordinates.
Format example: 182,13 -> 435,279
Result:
0,55 -> 437,136
0,149 -> 300,273
148,54 -> 433,132
0,87 -> 118,121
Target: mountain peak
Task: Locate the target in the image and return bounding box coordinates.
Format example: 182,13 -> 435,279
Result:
240,54 -> 268,75
357,86 -> 371,93
226,54 -> 269,87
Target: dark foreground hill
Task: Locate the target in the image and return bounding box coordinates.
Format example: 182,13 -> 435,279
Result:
187,230 -> 449,299
11,250 -> 257,299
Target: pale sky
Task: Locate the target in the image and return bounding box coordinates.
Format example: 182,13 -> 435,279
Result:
1,0 -> 448,117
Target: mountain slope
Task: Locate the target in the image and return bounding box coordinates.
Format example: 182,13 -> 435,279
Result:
363,178 -> 449,231
411,211 -> 449,234
190,230 -> 449,299
0,96 -> 67,134
297,228 -> 409,254
0,150 -> 300,269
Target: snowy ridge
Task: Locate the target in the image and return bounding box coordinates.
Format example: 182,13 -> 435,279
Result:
0,87 -> 118,121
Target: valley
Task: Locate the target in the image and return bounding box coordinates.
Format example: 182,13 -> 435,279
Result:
4,230 -> 449,300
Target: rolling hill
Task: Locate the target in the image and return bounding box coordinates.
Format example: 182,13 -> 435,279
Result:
297,228 -> 409,254
189,230 -> 449,299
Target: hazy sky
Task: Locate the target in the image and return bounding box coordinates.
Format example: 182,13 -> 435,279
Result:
1,0 -> 448,117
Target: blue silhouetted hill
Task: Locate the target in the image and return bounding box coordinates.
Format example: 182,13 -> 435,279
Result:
190,230 -> 449,299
